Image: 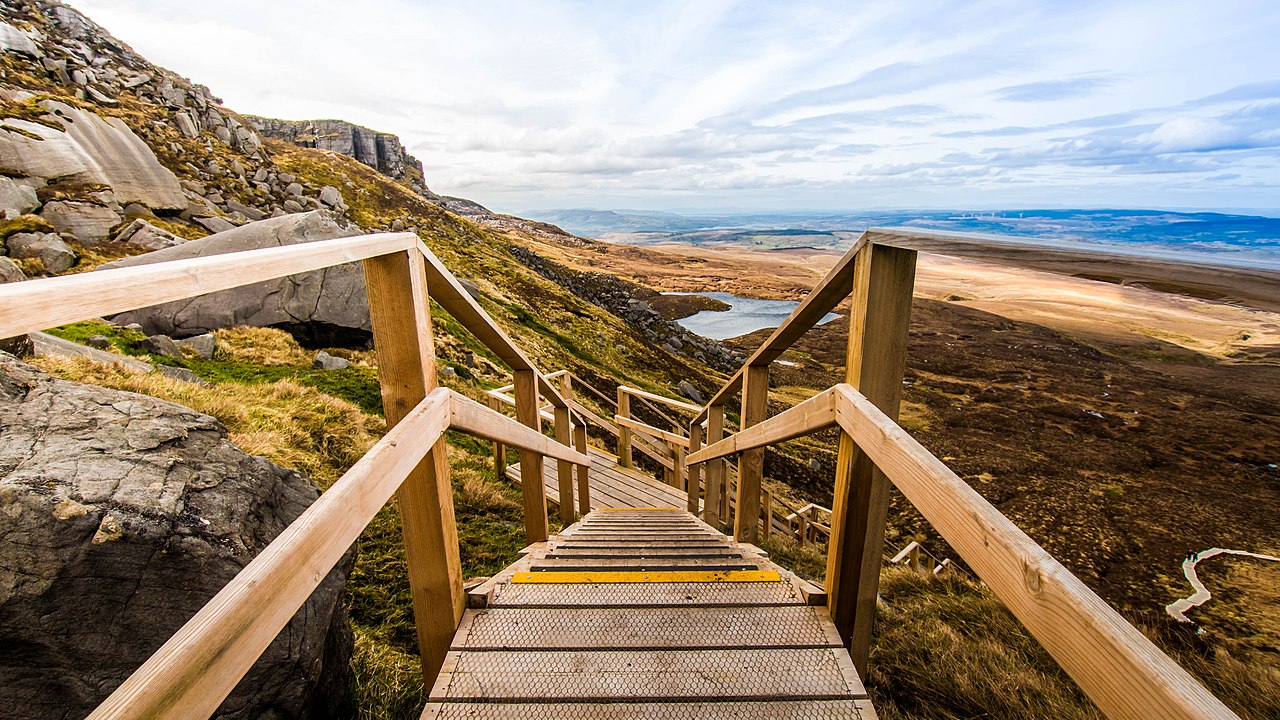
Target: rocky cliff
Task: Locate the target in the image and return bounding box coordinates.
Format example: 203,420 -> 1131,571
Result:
0,353 -> 353,718
249,116 -> 433,197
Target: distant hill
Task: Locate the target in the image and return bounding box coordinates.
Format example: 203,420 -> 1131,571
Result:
525,207 -> 1280,264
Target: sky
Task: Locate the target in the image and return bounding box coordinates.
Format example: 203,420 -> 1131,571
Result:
64,0 -> 1280,214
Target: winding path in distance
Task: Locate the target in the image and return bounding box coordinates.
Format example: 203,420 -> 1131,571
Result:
1166,547 -> 1280,623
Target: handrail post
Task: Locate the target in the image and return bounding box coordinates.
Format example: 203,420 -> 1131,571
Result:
562,374 -> 591,516
363,249 -> 463,684
761,489 -> 772,539
514,369 -> 550,542
554,374 -> 576,524
617,388 -> 633,468
825,243 -> 917,676
686,422 -> 702,513
733,364 -> 769,543
487,395 -> 507,480
704,405 -> 725,527
673,444 -> 687,492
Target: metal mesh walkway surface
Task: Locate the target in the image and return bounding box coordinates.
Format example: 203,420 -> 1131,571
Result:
423,508 -> 875,719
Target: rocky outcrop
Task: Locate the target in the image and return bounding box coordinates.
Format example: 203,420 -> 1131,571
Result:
0,353 -> 353,718
249,116 -> 431,194
0,99 -> 187,211
106,211 -> 372,345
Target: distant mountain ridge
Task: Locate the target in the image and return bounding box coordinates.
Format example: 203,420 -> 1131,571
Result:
525,207 -> 1280,263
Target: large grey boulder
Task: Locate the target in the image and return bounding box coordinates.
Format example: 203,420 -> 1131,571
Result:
0,177 -> 39,216
0,354 -> 353,718
106,211 -> 371,345
38,200 -> 121,245
113,218 -> 184,250
0,257 -> 26,283
0,100 -> 186,210
5,232 -> 76,273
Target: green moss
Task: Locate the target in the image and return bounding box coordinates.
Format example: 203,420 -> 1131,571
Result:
46,321 -> 149,354
0,214 -> 54,240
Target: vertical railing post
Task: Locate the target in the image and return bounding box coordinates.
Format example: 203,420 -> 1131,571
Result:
487,395 -> 506,480
562,374 -> 591,516
686,421 -> 703,513
574,420 -> 591,515
617,388 -> 633,468
554,375 -> 575,525
514,369 -> 549,542
734,364 -> 768,543
704,405 -> 725,527
363,249 -> 463,684
825,242 -> 917,677
673,444 -> 687,493
761,490 -> 772,539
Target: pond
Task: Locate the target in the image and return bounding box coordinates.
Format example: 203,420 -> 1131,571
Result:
665,291 -> 839,340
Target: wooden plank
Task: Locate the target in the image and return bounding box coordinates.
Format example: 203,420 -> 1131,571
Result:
617,388 -> 633,468
86,390 -> 451,720
687,422 -> 703,513
573,421 -> 590,516
832,384 -> 1237,720
514,369 -> 549,543
824,243 -> 915,676
363,249 -> 465,684
0,232 -> 418,340
618,384 -> 702,413
449,393 -> 590,465
615,415 -> 690,448
486,395 -> 506,479
695,233 -> 869,423
689,387 -> 839,464
734,365 -> 769,543
554,404 -> 575,524
415,241 -> 568,410
705,405 -> 725,527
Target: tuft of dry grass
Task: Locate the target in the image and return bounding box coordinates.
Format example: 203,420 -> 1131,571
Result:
869,565 -> 1102,720
211,326 -> 316,367
346,627 -> 426,720
30,356 -> 383,487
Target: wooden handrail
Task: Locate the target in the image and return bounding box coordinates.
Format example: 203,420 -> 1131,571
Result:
692,234 -> 868,424
687,386 -> 839,464
0,233 -> 420,340
451,392 -> 590,465
618,384 -> 701,414
568,372 -> 619,409
615,415 -> 691,448
415,241 -> 569,411
683,381 -> 1238,720
87,388 -> 453,719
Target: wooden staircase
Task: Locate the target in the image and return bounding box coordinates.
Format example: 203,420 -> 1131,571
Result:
424,508 -> 875,718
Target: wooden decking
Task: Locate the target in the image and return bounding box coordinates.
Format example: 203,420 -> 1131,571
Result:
424,508 -> 875,718
506,446 -> 686,511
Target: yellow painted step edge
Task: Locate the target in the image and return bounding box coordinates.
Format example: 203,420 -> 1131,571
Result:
512,570 -> 780,584
595,506 -> 681,511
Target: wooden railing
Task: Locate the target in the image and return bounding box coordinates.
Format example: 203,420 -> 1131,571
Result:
0,233 -> 589,718
685,233 -> 1238,720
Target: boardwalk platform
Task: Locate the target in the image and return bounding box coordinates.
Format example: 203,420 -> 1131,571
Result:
424,508 -> 875,718
506,446 -> 686,510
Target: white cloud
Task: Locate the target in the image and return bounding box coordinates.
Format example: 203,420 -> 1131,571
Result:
63,0 -> 1280,211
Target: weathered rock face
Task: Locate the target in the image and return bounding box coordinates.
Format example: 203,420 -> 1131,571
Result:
0,99 -> 186,211
0,353 -> 353,719
106,211 -> 372,345
248,116 -> 434,196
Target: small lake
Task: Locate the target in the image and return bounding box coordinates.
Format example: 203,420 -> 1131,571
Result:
666,291 -> 840,340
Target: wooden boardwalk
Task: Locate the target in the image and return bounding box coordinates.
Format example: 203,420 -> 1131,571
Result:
506,446 -> 686,511
425,508 -> 875,718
